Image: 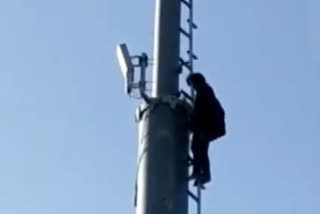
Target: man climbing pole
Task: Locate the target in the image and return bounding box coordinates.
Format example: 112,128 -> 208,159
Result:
187,73 -> 226,187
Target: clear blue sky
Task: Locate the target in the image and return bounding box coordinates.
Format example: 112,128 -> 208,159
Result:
0,0 -> 319,213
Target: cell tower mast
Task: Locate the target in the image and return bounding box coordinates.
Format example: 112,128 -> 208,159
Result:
116,0 -> 200,214
136,0 -> 188,213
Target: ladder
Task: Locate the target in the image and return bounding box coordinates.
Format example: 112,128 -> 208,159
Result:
179,1 -> 202,214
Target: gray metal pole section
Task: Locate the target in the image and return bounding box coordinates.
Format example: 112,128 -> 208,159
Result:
152,0 -> 181,97
135,0 -> 189,214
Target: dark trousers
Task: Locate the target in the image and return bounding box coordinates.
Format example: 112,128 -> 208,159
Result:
191,132 -> 211,181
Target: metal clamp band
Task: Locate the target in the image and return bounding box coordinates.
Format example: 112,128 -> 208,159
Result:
135,96 -> 192,122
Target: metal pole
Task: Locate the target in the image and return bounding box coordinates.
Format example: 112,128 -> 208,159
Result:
152,0 -> 181,97
135,0 -> 189,214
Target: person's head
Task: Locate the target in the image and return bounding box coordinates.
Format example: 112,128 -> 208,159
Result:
186,73 -> 206,91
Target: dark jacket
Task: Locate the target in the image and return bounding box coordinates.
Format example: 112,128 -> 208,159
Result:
190,84 -> 226,137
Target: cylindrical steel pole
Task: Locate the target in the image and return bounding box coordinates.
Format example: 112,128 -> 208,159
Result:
152,0 -> 181,97
136,101 -> 189,214
135,0 -> 189,214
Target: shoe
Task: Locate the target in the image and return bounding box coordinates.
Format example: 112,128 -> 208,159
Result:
189,171 -> 200,180
193,179 -> 206,189
200,174 -> 211,185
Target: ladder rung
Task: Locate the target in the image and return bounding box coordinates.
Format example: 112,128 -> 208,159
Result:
187,157 -> 193,167
187,19 -> 198,29
187,50 -> 198,60
180,28 -> 191,38
179,58 -> 192,71
181,0 -> 191,8
188,190 -> 199,203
